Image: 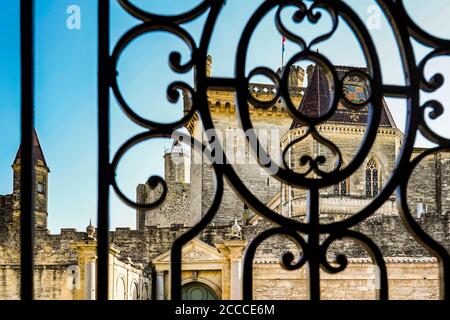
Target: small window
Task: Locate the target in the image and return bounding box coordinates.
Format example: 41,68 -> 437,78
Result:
37,182 -> 45,193
416,203 -> 428,219
333,162 -> 348,196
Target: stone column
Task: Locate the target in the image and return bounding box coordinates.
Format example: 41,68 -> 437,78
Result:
217,240 -> 247,300
72,241 -> 97,300
156,271 -> 165,300
216,244 -> 231,300
85,258 -> 96,300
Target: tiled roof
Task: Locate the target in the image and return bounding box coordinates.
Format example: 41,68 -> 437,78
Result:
290,65 -> 396,129
14,129 -> 48,168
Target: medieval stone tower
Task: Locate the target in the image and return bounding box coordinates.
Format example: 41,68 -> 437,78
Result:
163,139 -> 187,184
136,139 -> 190,230
136,56 -> 307,229
184,57 -> 309,227
1,129 -> 49,232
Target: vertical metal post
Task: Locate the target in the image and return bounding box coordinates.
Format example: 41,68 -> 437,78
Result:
20,0 -> 35,301
307,188 -> 320,300
97,0 -> 110,301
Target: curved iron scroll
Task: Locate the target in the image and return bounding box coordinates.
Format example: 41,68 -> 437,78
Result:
98,0 -> 450,300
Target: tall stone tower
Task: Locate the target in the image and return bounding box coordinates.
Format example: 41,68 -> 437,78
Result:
135,139 -> 190,230
185,56 -> 305,226
12,129 -> 49,231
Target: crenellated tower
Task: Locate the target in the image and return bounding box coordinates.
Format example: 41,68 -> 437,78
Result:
136,139 -> 190,230
185,56 -> 306,226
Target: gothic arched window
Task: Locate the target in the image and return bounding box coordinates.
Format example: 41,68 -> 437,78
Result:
334,179 -> 348,196
366,159 -> 379,197
333,162 -> 349,196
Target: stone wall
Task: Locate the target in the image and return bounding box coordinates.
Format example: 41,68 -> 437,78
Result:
137,182 -> 191,228
0,265 -> 82,300
253,261 -> 439,300
0,228 -> 83,300
246,210 -> 448,259
282,125 -> 402,203
110,251 -> 151,300
0,195 -> 13,236
0,225 -> 152,300
0,209 -> 446,300
110,225 -> 230,265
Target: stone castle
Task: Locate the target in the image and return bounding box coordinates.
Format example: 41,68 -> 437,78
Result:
0,57 -> 449,300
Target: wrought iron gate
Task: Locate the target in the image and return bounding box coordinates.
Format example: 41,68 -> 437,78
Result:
19,0 -> 450,300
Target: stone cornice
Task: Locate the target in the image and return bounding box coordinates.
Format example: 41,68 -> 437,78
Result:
286,195 -> 397,216
254,256 -> 437,264
286,125 -> 400,137
281,125 -> 403,147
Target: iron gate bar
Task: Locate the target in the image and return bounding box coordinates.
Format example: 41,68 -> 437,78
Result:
98,0 -> 450,301
169,0 -> 226,301
20,0 -> 35,301
97,0 -> 111,301
306,188 -> 320,300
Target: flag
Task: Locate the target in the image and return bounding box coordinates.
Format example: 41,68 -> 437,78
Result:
282,35 -> 286,53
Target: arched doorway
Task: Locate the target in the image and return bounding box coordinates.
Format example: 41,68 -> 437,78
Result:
181,282 -> 218,300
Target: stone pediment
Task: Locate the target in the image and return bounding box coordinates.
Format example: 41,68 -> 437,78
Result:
152,239 -> 222,271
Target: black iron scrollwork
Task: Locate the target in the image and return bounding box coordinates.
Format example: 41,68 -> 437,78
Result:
100,0 -> 450,301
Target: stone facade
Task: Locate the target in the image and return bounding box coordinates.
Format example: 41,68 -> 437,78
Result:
0,133 -> 151,300
0,225 -> 151,300
253,260 -> 439,300
0,59 -> 448,300
133,59 -> 448,299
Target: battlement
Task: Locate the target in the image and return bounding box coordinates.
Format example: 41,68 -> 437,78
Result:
183,55 -> 307,135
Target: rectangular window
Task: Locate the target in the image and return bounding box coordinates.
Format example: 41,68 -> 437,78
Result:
37,182 -> 45,193
416,203 -> 428,219
340,180 -> 347,195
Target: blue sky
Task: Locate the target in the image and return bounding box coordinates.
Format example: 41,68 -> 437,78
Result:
0,0 -> 449,232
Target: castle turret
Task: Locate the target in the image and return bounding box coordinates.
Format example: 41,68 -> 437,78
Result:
12,129 -> 49,231
276,65 -> 305,88
136,139 -> 189,230
288,65 -> 305,88
164,139 -> 187,184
